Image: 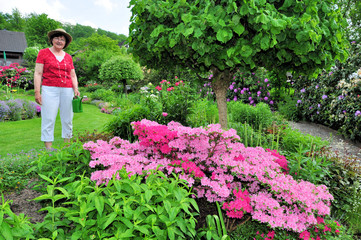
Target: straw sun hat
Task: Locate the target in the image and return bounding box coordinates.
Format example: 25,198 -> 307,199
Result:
47,28 -> 72,49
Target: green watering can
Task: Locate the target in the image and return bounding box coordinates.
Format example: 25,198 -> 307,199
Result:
72,96 -> 83,113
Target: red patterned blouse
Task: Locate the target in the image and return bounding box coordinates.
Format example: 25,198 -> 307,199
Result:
36,48 -> 75,88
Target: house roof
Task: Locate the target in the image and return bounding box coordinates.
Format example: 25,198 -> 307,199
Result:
0,30 -> 28,53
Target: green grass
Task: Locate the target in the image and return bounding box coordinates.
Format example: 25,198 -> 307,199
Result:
0,103 -> 114,158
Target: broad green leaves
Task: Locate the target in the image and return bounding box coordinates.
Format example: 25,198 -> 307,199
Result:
129,0 -> 349,83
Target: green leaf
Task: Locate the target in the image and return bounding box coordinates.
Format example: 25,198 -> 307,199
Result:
219,19 -> 226,27
120,217 -> 134,229
240,45 -> 253,57
296,31 -> 309,42
167,227 -> 175,240
260,35 -> 270,50
102,212 -> 117,230
145,190 -> 153,203
0,222 -> 13,240
194,28 -> 203,38
181,14 -> 192,24
150,25 -> 165,38
169,38 -> 177,48
216,29 -> 232,43
233,24 -> 245,36
71,231 -> 82,240
279,0 -> 293,10
95,196 -> 105,216
135,225 -> 150,235
183,27 -> 194,37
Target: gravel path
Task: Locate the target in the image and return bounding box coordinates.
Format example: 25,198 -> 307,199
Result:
289,121 -> 361,161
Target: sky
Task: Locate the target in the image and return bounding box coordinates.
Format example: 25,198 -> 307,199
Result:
0,0 -> 132,36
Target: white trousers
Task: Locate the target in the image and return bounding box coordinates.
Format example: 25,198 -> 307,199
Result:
41,86 -> 74,142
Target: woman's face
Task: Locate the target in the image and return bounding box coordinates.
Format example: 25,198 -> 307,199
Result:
52,35 -> 66,49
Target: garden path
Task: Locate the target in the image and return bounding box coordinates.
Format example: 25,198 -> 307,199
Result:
289,121 -> 361,163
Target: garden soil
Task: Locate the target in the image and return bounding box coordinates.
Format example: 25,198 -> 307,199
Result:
3,121 -> 361,226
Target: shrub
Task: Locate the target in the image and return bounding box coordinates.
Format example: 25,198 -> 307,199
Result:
141,79 -> 197,125
0,198 -> 35,239
22,100 -> 38,119
228,68 -> 275,107
98,55 -> 144,90
89,88 -> 115,102
23,46 -> 40,68
83,82 -> 102,92
277,95 -> 300,121
0,100 -> 10,121
293,42 -> 361,141
6,99 -> 23,121
228,101 -> 273,130
228,121 -> 277,149
187,98 -> 219,127
85,119 -> 335,234
32,169 -> 198,239
104,104 -> 150,141
280,127 -> 329,153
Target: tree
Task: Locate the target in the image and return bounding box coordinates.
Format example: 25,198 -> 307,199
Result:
99,55 -> 144,93
97,28 -> 128,44
129,0 -> 349,128
0,9 -> 25,31
337,0 -> 361,42
72,34 -> 125,84
24,13 -> 61,47
63,23 -> 96,40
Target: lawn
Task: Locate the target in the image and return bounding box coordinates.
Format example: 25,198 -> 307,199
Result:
0,103 -> 114,158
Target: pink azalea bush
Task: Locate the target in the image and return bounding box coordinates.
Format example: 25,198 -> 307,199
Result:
83,119 -> 333,233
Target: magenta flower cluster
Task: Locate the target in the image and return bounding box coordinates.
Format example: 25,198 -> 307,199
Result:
83,119 -> 333,233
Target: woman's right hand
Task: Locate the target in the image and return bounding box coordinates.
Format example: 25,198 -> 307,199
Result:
35,91 -> 42,105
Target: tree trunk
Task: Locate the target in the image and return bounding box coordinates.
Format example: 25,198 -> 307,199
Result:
211,68 -> 232,129
122,80 -> 127,94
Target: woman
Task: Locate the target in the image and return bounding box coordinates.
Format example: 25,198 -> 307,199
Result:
34,28 -> 80,150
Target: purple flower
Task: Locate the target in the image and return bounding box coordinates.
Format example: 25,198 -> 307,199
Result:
241,90 -> 245,94
355,110 -> 361,116
233,96 -> 238,101
234,89 -> 238,93
300,88 -> 305,93
318,104 -> 321,108
322,95 -> 327,100
269,101 -> 274,104
316,85 -> 319,89
257,91 -> 261,95
309,106 -> 313,110
248,97 -> 252,100
297,100 -> 302,104
338,95 -> 344,100
343,110 -> 346,114
264,78 -> 268,82
229,85 -> 234,90
227,98 -> 230,102
317,111 -> 319,114
264,97 -> 268,101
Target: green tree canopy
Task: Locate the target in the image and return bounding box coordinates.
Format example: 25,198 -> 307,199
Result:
71,33 -> 126,84
99,55 -> 144,93
129,0 -> 349,128
24,13 -> 61,47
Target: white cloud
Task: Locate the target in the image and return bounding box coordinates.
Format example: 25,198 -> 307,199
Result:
0,0 -> 65,20
93,0 -> 117,12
